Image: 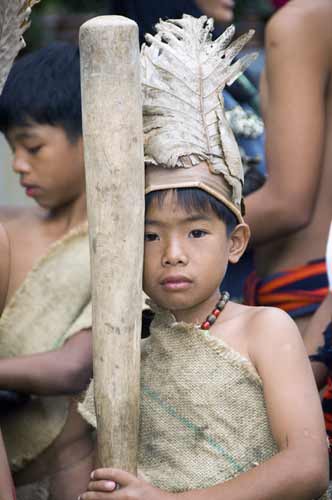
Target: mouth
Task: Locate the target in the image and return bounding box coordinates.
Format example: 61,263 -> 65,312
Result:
21,182 -> 41,197
160,275 -> 193,291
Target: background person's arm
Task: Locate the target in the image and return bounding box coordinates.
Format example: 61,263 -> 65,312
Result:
0,329 -> 92,395
245,7 -> 327,245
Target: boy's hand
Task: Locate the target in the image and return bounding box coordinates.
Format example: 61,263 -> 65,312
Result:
79,468 -> 175,500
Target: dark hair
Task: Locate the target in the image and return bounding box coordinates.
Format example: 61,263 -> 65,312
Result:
145,188 -> 238,236
0,42 -> 82,142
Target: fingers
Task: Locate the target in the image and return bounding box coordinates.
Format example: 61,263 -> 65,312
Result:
87,480 -> 117,492
79,468 -> 140,499
79,483 -> 125,499
79,493 -> 116,500
91,468 -> 137,487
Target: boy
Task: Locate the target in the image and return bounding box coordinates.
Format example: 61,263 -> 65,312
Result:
80,16 -> 328,500
0,43 -> 93,500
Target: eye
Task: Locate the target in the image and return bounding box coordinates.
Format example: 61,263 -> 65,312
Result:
26,145 -> 42,155
144,232 -> 160,242
189,229 -> 207,238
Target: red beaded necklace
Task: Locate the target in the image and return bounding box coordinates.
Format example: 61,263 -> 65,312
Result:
200,291 -> 230,330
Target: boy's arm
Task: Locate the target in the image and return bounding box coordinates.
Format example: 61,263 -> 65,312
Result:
245,7 -> 327,245
0,329 -> 92,395
81,309 -> 329,500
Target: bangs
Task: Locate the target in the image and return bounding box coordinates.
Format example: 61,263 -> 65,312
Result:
145,188 -> 237,235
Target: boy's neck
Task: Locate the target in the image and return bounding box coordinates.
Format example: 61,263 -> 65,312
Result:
171,289 -> 222,325
42,192 -> 87,232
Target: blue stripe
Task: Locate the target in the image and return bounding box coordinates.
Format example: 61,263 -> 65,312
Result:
288,303 -> 321,319
259,259 -> 327,293
142,384 -> 245,474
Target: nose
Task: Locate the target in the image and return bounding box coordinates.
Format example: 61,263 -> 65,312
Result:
12,149 -> 31,174
162,238 -> 188,267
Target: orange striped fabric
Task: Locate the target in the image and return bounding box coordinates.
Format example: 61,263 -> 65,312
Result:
243,259 -> 328,318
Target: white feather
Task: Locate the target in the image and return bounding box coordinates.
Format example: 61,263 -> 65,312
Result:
0,0 -> 40,94
141,15 -> 256,206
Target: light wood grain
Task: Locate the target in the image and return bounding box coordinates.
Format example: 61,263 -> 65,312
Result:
80,16 -> 144,473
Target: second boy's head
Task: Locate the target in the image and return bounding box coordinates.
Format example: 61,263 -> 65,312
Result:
0,42 -> 85,209
141,16 -> 255,319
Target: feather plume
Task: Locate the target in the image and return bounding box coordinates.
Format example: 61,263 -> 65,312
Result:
141,15 -> 257,206
0,0 -> 40,94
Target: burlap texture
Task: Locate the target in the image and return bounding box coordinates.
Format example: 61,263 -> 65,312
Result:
0,223 -> 91,472
139,308 -> 278,491
80,306 -> 280,492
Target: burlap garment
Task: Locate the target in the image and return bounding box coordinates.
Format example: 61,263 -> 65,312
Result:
0,222 -> 92,473
81,306 -> 282,492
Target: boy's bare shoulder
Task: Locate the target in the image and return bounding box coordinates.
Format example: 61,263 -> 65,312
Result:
0,205 -> 44,227
231,303 -> 301,345
224,303 -> 300,342
220,304 -> 302,365
243,306 -> 303,361
0,205 -> 25,223
247,305 -> 298,332
231,302 -> 296,326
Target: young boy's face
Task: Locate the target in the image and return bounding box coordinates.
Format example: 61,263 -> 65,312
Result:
6,123 -> 85,209
143,190 -> 248,323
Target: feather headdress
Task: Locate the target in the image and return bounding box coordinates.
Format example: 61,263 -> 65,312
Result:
142,15 -> 256,221
0,0 -> 40,94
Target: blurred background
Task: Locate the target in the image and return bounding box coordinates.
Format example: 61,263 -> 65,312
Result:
1,0 -> 276,206
24,0 -> 274,48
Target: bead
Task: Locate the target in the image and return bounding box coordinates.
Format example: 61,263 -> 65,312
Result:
199,291 -> 230,330
207,315 -> 217,324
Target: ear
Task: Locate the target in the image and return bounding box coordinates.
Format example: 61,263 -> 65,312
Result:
228,223 -> 250,264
